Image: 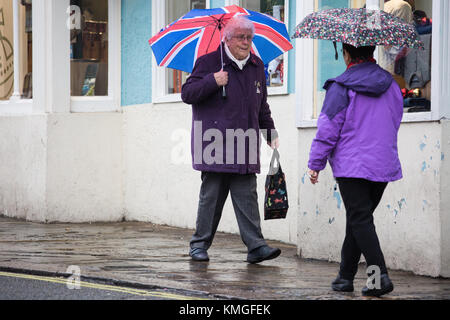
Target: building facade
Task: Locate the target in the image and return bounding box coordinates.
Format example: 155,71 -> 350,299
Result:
0,0 -> 449,277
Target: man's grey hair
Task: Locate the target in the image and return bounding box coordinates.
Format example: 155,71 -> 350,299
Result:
223,15 -> 255,41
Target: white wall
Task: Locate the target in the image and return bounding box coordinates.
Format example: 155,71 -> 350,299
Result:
45,113 -> 124,223
123,95 -> 299,244
0,113 -> 124,223
440,119 -> 450,277
0,115 -> 47,221
298,121 -> 444,277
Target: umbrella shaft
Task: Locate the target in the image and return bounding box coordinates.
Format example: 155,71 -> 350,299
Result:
219,28 -> 227,99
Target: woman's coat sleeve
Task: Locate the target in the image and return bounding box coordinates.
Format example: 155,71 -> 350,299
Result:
181,56 -> 220,105
308,82 -> 348,171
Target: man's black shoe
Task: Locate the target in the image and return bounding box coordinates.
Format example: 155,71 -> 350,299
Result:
189,248 -> 209,261
362,273 -> 394,297
247,245 -> 281,264
331,275 -> 354,292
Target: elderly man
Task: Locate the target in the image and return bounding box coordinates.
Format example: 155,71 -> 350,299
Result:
181,16 -> 281,264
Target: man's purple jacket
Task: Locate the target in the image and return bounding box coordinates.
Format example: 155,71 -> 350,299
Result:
308,62 -> 403,182
181,45 -> 277,174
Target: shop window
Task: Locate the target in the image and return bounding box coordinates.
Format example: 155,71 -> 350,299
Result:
153,0 -> 289,101
381,0 -> 433,113
70,0 -> 108,96
297,0 -> 448,126
239,0 -> 288,91
312,0 -> 367,118
0,0 -> 32,100
312,0 -> 433,118
165,0 -> 206,95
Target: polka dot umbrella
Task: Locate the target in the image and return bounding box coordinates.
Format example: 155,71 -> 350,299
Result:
292,8 -> 424,49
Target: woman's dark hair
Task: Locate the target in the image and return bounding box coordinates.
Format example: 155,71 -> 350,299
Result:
342,43 -> 376,60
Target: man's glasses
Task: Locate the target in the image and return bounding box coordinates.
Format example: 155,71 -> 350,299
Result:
232,34 -> 254,42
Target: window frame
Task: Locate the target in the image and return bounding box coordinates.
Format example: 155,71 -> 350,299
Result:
295,0 -> 448,128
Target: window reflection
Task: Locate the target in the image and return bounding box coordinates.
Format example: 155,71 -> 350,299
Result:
313,0 -> 359,117
381,0 -> 432,113
70,0 -> 108,96
0,0 -> 32,100
165,0 -> 206,94
313,0 -> 433,118
240,0 -> 286,88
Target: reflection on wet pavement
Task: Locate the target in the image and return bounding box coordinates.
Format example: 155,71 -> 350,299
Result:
1,217 -> 450,300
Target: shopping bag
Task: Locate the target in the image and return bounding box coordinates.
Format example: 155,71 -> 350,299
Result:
264,149 -> 288,220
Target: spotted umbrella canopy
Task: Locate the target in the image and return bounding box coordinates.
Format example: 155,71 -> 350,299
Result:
293,8 -> 424,49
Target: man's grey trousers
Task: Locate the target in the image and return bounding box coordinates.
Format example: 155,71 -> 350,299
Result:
190,172 -> 267,252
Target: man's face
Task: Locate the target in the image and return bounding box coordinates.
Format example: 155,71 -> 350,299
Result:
225,28 -> 253,60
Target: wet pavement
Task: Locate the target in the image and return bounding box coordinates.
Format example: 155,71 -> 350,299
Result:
1,216 -> 450,300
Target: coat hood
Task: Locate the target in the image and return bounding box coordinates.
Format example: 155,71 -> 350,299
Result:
324,62 -> 393,97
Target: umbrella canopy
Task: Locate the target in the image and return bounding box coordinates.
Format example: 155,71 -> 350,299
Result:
149,5 -> 293,73
293,8 -> 424,49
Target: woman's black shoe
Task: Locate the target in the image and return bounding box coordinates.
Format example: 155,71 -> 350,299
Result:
331,275 -> 354,292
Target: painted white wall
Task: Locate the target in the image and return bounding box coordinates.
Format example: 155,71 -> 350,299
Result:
298,121 -> 444,277
440,119 -> 450,277
0,113 -> 124,223
0,115 -> 47,221
123,95 -> 299,244
45,113 -> 124,223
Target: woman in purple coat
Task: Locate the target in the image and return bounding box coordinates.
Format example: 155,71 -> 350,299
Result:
307,43 -> 403,297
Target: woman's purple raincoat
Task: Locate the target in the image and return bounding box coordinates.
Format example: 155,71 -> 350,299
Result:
308,62 -> 403,182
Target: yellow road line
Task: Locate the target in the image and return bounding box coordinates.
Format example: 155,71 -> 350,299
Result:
0,271 -> 207,300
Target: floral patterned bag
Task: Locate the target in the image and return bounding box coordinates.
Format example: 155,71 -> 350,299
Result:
264,149 -> 288,220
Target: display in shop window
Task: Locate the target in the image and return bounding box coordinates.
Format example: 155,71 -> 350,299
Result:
240,0 -> 286,87
70,0 -> 108,97
165,0 -> 206,94
0,0 -> 32,100
380,1 -> 432,113
0,6 -> 14,100
397,9 -> 432,112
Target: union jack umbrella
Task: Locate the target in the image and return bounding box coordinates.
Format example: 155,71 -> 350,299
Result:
148,5 -> 293,74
